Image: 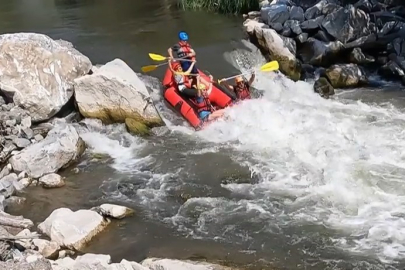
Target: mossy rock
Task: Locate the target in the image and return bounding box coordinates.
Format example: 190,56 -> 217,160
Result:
125,118 -> 151,136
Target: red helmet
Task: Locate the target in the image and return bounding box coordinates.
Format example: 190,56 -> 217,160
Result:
172,62 -> 182,71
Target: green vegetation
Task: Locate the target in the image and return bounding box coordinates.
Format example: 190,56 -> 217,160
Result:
178,0 -> 260,14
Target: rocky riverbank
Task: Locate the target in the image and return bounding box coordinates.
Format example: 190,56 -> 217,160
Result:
243,0 -> 405,98
0,32 -> 239,270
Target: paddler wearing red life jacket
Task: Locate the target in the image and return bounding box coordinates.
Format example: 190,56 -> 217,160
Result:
193,77 -> 225,122
168,31 -> 198,85
168,60 -> 199,98
220,72 -> 255,101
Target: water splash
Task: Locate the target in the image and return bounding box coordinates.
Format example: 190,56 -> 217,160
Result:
187,42 -> 405,264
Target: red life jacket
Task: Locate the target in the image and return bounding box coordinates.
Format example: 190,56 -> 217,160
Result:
193,96 -> 213,113
177,41 -> 195,61
235,82 -> 251,100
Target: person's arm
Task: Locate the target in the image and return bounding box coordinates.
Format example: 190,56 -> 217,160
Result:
189,48 -> 196,58
168,47 -> 174,60
168,60 -> 175,73
248,72 -> 255,85
183,61 -> 196,75
220,80 -> 234,91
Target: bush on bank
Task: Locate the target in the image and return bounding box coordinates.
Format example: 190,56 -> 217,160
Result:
178,0 -> 260,14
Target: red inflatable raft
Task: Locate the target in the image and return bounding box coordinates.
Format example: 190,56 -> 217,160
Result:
162,62 -> 236,129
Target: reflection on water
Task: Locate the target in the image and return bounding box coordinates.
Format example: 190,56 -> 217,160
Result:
0,0 -> 244,78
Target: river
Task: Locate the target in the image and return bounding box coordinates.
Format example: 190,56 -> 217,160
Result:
2,0 -> 405,269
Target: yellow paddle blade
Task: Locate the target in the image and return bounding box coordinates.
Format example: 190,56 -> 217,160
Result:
149,53 -> 167,61
141,65 -> 158,73
260,61 -> 279,72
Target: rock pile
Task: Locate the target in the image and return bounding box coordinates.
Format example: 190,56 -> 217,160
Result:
244,0 -> 405,97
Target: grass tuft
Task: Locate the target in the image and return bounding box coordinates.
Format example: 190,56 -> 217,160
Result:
178,0 -> 260,14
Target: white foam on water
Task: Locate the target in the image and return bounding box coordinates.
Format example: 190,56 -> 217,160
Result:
75,118 -> 154,173
169,41 -> 405,263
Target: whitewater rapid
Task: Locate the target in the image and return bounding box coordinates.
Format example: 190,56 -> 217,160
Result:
76,42 -> 405,267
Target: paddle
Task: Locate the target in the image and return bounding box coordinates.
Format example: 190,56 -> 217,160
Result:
141,58 -> 194,73
218,61 -> 279,83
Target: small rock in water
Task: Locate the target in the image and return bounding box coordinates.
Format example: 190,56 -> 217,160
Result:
37,208 -> 110,251
19,178 -> 32,189
39,173 -> 65,188
93,204 -> 135,219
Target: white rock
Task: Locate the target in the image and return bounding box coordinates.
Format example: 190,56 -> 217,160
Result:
9,123 -> 86,179
37,208 -> 110,251
32,238 -> 60,259
141,258 -> 237,270
39,173 -> 65,188
15,229 -> 32,249
51,254 -> 148,270
0,33 -> 92,122
74,58 -> 163,126
19,177 -> 32,188
97,204 -> 134,219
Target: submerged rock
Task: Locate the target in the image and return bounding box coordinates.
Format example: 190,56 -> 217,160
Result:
74,58 -> 164,136
244,19 -> 301,81
0,33 -> 92,122
37,208 -> 110,251
38,173 -> 65,188
141,258 -> 239,270
9,123 -> 85,179
313,77 -> 335,98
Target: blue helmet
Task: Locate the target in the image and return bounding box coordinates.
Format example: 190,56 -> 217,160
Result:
178,31 -> 189,41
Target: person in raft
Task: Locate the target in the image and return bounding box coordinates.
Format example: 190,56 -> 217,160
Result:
168,60 -> 200,98
168,31 -> 198,85
220,73 -> 255,101
193,76 -> 225,122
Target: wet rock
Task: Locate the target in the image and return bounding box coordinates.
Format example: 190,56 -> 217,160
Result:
349,48 -> 375,64
141,258 -> 239,270
18,178 -> 32,189
0,96 -> 4,106
322,5 -> 371,43
269,22 -> 283,32
244,19 -> 301,81
378,60 -> 405,79
74,58 -> 164,135
296,32 -> 309,43
92,204 -> 135,219
125,118 -> 151,137
289,6 -> 305,22
32,239 -> 60,259
313,77 -> 335,98
325,64 -> 368,88
0,33 -> 92,122
9,123 -> 86,179
4,196 -> 26,210
37,208 -> 110,251
38,173 -> 65,188
297,38 -> 344,66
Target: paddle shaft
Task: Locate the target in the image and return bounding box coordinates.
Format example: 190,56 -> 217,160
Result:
220,70 -> 255,82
